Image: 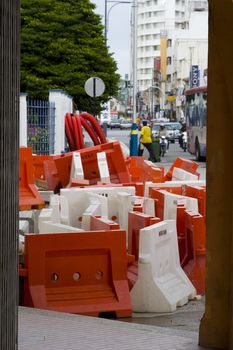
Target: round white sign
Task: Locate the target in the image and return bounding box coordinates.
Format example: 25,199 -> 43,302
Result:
84,77 -> 105,97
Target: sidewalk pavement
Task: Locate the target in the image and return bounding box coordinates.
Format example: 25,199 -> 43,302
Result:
19,297 -> 213,350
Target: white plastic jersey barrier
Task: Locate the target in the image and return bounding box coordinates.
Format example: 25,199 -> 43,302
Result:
163,191 -> 198,220
60,187 -> 135,227
59,195 -> 70,225
144,180 -> 206,197
97,152 -> 110,183
143,197 -> 155,216
39,221 -> 84,234
117,192 -> 133,233
38,208 -> 53,233
19,220 -> 29,235
50,195 -> 61,223
131,220 -> 196,312
70,152 -> 84,182
171,167 -> 199,181
81,203 -> 102,230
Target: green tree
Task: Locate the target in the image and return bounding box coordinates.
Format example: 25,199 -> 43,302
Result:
21,0 -> 120,114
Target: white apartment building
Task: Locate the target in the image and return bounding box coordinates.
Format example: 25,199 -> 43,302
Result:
137,0 -> 189,92
136,0 -> 208,117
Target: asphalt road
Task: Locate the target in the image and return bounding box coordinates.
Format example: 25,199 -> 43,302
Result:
104,128 -> 206,180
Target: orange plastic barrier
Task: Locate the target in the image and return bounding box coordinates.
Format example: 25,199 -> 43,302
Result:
32,155 -> 52,183
22,230 -> 132,317
128,211 -> 161,260
19,148 -> 45,210
148,185 -> 182,197
185,185 -> 206,220
127,156 -> 164,183
52,142 -> 131,189
90,216 -> 120,231
164,157 -> 200,181
149,189 -> 165,220
183,211 -> 206,294
132,197 -> 144,213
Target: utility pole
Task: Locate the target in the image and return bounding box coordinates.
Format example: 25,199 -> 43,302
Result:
129,0 -> 138,156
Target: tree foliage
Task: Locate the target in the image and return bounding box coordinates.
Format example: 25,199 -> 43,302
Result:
21,0 -> 120,114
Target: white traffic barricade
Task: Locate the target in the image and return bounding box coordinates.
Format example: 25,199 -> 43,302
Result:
50,194 -> 61,223
171,167 -> 199,181
131,220 -> 196,312
38,208 -> 53,233
97,152 -> 110,183
117,192 -> 133,232
60,187 -> 135,227
70,152 -> 84,182
163,191 -> 198,220
39,221 -> 84,234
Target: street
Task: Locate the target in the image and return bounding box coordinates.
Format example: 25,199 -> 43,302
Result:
104,128 -> 206,180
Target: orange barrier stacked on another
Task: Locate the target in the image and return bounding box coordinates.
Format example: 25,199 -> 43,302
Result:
90,216 -> 120,231
19,148 -> 45,210
185,185 -> 206,220
22,230 -> 132,317
149,188 -> 165,220
52,142 -> 131,190
148,185 -> 182,197
164,157 -> 200,181
32,155 -> 52,185
183,211 -> 206,294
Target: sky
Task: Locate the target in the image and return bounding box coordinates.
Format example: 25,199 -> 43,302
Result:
91,0 -> 132,78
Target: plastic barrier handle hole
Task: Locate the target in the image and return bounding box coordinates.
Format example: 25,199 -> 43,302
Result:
95,270 -> 103,280
51,273 -> 59,282
73,272 -> 81,281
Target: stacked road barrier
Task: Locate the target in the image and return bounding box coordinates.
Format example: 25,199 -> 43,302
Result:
19,142 -> 206,316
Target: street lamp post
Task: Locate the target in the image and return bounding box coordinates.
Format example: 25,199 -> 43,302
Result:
104,0 -> 131,40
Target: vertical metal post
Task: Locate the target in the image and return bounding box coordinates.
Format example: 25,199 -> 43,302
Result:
105,0 -> 108,40
130,0 -> 138,156
0,0 -> 20,348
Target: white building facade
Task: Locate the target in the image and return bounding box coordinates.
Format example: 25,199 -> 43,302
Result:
136,0 -> 208,119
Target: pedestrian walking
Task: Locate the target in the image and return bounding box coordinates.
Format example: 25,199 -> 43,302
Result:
138,120 -> 157,161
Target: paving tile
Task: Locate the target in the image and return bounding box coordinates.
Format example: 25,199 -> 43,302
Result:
19,307 -> 211,350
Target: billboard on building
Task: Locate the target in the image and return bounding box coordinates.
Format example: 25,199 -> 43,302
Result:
191,65 -> 200,88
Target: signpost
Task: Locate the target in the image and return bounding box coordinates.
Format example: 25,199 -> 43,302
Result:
84,77 -> 105,98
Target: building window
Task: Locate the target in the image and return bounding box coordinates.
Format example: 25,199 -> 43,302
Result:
167,74 -> 171,83
154,45 -> 160,51
167,39 -> 172,47
167,57 -> 172,65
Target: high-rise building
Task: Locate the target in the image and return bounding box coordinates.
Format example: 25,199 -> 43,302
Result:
136,0 -> 208,118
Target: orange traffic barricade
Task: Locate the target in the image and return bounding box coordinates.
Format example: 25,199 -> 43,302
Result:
90,216 -> 120,231
164,157 -> 200,181
185,185 -> 206,220
22,230 -> 132,317
127,156 -> 164,183
53,141 -> 131,189
19,147 -> 45,210
183,211 -> 206,294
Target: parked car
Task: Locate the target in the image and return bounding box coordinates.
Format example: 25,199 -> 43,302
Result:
109,117 -> 121,129
168,122 -> 182,140
151,123 -> 175,142
120,119 -> 132,129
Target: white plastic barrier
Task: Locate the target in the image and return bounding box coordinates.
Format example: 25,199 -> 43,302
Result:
38,208 -> 53,233
50,194 -> 61,223
144,180 -> 206,197
60,187 -> 135,227
131,220 -> 196,312
81,203 -> 102,230
163,191 -> 198,220
38,190 -> 54,203
70,152 -> 84,182
117,192 -> 133,232
19,220 -> 29,235
143,197 -> 155,216
172,167 -> 199,181
97,152 -> 110,183
39,221 -> 84,234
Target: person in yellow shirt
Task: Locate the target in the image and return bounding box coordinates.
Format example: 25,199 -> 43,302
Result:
138,120 -> 157,161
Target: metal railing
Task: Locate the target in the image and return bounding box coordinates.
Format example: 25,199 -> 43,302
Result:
27,99 -> 56,155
